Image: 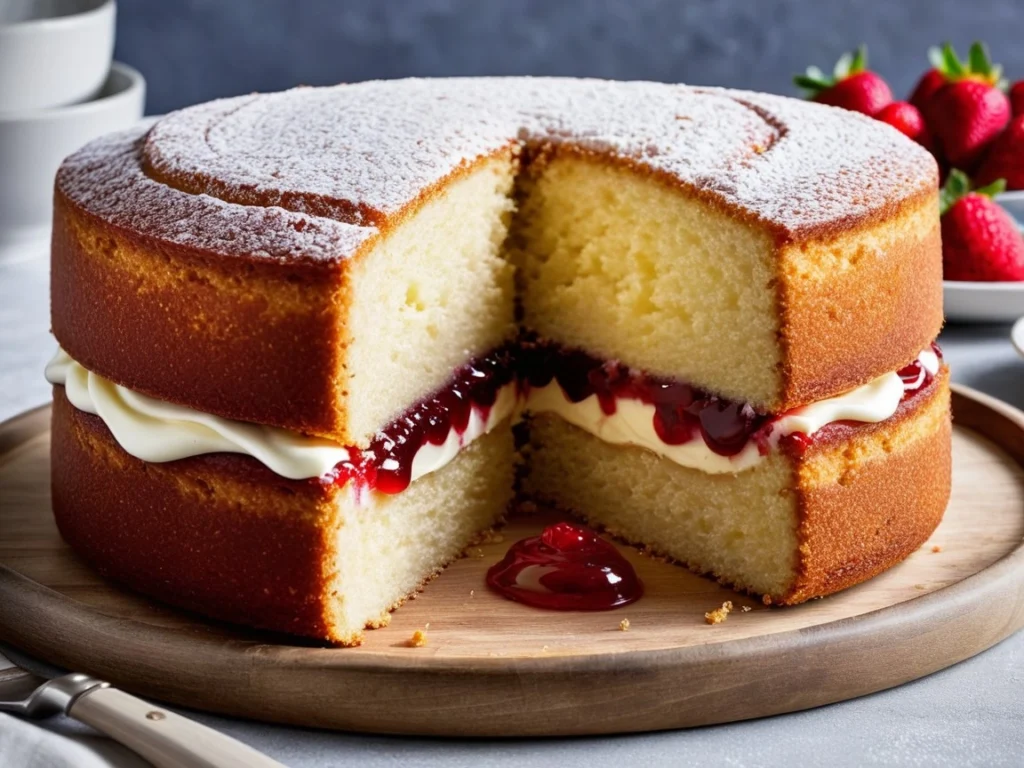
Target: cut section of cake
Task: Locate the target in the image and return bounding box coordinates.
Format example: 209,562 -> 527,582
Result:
48,349 -> 518,645
522,345 -> 950,603
47,78 -> 950,644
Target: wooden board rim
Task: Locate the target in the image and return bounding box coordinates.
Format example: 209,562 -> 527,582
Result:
1,384 -> 1024,736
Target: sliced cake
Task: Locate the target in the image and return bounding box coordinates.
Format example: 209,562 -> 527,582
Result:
47,78 -> 949,644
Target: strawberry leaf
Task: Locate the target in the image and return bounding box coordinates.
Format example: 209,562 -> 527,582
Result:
849,45 -> 868,75
974,178 -> 1007,198
968,41 -> 991,76
993,67 -> 1007,92
941,42 -> 965,77
795,45 -> 868,98
804,65 -> 827,82
939,169 -> 972,216
833,52 -> 853,80
933,41 -> 1003,85
793,73 -> 831,93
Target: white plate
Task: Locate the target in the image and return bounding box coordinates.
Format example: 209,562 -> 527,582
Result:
1012,316 -> 1024,359
943,280 -> 1024,323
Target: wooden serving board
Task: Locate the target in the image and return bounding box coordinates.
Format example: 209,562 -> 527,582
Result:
2,385 -> 1024,737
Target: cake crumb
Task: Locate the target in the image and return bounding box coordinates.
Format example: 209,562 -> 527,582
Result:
618,618 -> 631,632
741,605 -> 752,613
470,589 -> 475,597
705,601 -> 734,625
914,584 -> 927,590
931,545 -> 942,553
407,629 -> 428,647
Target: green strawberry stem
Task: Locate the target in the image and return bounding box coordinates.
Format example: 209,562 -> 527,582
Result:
939,169 -> 1007,216
793,44 -> 868,95
927,41 -> 1005,89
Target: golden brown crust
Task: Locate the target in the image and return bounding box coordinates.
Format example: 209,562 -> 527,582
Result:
52,193 -> 360,443
781,367 -> 952,603
50,387 -> 343,642
775,197 -> 944,410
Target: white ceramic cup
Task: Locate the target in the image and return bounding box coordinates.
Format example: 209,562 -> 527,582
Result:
0,0 -> 116,113
0,61 -> 145,263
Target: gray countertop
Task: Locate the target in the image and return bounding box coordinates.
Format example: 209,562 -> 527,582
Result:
2,250 -> 1023,767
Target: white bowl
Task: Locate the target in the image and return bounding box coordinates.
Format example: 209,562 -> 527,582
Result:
1012,316 -> 1024,359
944,279 -> 1024,323
0,0 -> 116,113
997,190 -> 1024,225
0,61 -> 144,263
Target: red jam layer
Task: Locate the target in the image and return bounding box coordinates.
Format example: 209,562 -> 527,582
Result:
326,345 -> 516,494
327,340 -> 943,493
486,522 -> 643,610
518,341 -> 769,457
521,340 -> 943,459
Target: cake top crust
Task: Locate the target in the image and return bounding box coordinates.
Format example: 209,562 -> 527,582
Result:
58,77 -> 937,264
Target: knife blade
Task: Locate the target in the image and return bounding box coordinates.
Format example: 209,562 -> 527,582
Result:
0,650 -> 287,768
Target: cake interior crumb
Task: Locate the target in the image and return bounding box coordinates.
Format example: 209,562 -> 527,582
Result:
618,618 -> 630,631
705,600 -> 734,625
408,629 -> 428,647
931,545 -> 942,553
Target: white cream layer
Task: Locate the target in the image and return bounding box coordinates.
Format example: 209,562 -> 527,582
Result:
524,349 -> 939,474
45,349 -> 516,483
47,347 -> 938,483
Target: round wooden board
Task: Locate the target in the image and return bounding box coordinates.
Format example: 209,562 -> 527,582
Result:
2,385 -> 1024,737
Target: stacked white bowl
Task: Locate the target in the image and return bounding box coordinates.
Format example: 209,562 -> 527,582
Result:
0,0 -> 144,263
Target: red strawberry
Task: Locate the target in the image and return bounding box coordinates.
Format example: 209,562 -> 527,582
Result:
929,80 -> 1010,172
976,114 -> 1024,189
921,42 -> 1009,172
910,69 -> 946,113
794,45 -> 892,116
940,170 -> 1024,281
875,101 -> 925,141
1010,81 -> 1024,116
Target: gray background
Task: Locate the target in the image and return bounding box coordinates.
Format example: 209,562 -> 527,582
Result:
114,0 -> 1024,116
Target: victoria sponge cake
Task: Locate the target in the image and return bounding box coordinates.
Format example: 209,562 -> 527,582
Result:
46,78 -> 950,645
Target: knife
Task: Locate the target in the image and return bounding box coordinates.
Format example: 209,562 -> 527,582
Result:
0,654 -> 286,768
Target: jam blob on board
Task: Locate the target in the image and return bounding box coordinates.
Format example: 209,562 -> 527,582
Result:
486,522 -> 644,611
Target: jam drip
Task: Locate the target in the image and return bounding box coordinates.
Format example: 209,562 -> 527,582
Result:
331,345 -> 516,494
519,342 -> 770,457
896,341 -> 943,400
486,522 -> 643,610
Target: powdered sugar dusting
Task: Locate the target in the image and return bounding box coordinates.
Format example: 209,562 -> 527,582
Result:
58,78 -> 936,263
59,128 -> 375,262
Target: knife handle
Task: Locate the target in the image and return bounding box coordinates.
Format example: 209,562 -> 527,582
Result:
68,686 -> 286,768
